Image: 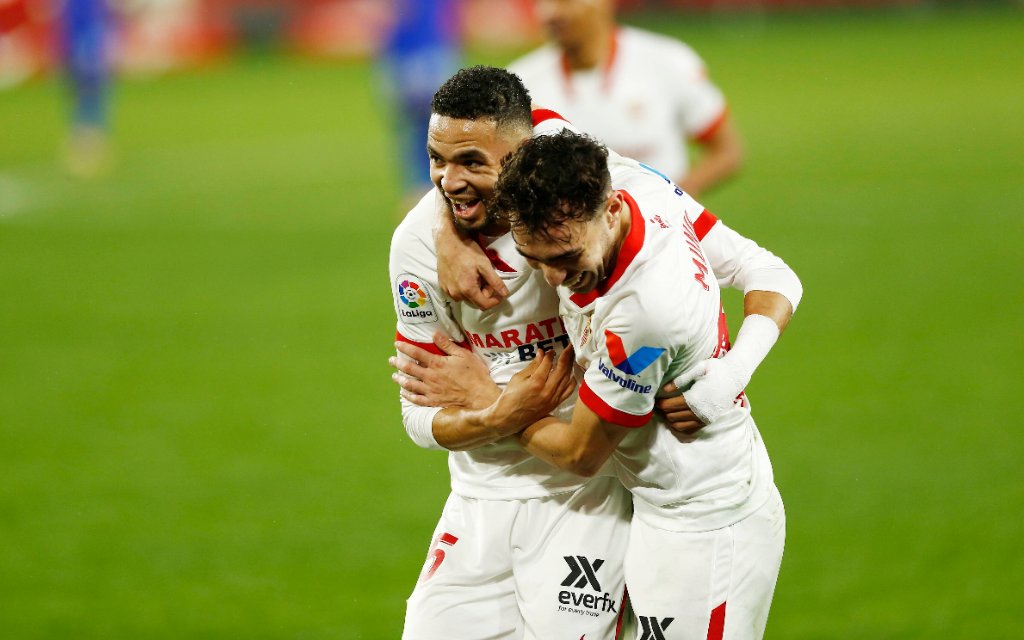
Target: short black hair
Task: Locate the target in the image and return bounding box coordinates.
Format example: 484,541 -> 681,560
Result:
492,130 -> 612,238
431,66 -> 533,133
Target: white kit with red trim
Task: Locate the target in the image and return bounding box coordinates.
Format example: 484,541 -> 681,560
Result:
559,160 -> 777,533
510,26 -> 727,182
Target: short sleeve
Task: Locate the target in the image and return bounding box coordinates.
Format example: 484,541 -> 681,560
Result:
579,307 -> 674,428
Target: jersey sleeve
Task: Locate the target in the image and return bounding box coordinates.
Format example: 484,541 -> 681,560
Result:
665,42 -> 728,142
579,301 -> 676,428
697,214 -> 804,312
389,199 -> 467,450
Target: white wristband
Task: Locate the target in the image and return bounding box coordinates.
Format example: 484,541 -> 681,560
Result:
724,314 -> 780,389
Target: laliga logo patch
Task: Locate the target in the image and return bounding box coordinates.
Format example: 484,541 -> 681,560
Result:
395,275 -> 436,324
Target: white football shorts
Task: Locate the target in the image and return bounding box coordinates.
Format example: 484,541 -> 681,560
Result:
403,476 -> 632,640
624,486 -> 785,640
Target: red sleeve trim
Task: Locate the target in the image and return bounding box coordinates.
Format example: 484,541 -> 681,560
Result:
692,107 -> 729,144
532,108 -> 569,127
579,381 -> 651,428
693,209 -> 719,241
395,331 -> 470,356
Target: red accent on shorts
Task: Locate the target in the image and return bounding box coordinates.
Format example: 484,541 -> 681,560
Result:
395,332 -> 470,356
693,107 -> 729,144
707,601 -> 727,640
579,381 -> 651,428
532,108 -> 568,127
693,209 -> 719,241
614,586 -> 629,639
439,533 -> 458,546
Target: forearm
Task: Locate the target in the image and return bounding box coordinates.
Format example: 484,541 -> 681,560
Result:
703,222 -> 803,313
516,416 -> 625,477
679,121 -> 743,197
400,392 -> 507,452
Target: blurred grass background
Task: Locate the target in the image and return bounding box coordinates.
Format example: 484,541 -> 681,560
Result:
2,5 -> 1023,638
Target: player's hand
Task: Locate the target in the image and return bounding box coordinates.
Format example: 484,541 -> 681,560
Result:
485,346 -> 576,436
660,358 -> 745,432
390,332 -> 499,409
434,192 -> 509,310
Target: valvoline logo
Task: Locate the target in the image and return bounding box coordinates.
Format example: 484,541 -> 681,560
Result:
398,279 -> 428,308
605,329 -> 664,375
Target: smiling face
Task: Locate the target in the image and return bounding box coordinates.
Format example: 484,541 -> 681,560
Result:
427,114 -> 527,237
512,192 -> 625,294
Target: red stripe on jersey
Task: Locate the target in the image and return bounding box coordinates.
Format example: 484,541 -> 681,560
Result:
707,601 -> 727,640
531,108 -> 568,127
395,332 -> 470,356
570,190 -> 645,307
693,107 -> 729,144
693,209 -> 719,241
579,381 -> 651,428
472,234 -> 516,273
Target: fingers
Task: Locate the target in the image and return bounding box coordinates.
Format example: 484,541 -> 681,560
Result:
464,279 -> 503,311
432,331 -> 462,356
672,362 -> 708,392
399,388 -> 433,407
392,372 -> 429,396
655,395 -> 690,413
478,263 -> 510,300
395,341 -> 436,366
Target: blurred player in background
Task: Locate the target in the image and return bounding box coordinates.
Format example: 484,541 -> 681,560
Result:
378,0 -> 462,210
59,0 -> 115,177
509,0 -> 743,199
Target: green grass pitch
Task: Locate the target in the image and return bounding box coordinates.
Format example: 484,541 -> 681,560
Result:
1,6 -> 1022,638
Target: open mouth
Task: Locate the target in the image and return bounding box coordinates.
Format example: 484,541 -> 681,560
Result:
450,198 -> 482,221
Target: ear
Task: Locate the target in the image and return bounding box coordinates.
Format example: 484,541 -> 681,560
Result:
605,190 -> 625,230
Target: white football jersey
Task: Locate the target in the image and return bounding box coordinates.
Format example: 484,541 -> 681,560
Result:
390,191 -> 591,500
510,26 -> 727,181
559,164 -> 776,532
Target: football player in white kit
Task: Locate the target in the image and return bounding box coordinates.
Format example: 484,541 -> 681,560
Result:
390,66 -> 800,640
476,130 -> 800,639
508,0 -> 743,197
392,66 -> 632,640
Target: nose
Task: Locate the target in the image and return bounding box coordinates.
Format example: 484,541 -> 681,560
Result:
438,164 -> 467,195
542,265 -> 568,287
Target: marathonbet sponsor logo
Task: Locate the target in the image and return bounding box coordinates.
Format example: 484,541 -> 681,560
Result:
395,275 -> 436,324
598,329 -> 665,394
556,556 -> 617,617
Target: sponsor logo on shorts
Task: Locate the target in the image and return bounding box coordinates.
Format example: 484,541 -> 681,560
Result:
638,616 -> 675,640
395,275 -> 436,324
556,556 -> 617,617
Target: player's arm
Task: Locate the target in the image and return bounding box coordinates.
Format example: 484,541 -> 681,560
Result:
678,115 -> 743,199
657,212 -> 803,426
514,402 -> 631,478
394,335 -> 576,451
433,191 -> 509,310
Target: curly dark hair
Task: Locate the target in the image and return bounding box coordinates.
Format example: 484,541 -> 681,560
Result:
431,66 -> 533,134
492,130 -> 611,238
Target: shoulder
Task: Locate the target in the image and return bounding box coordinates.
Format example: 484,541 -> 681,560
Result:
390,190 -> 439,281
620,26 -> 706,75
508,44 -> 559,77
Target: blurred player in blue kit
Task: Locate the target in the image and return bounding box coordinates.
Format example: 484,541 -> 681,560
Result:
59,0 -> 115,176
379,0 -> 462,208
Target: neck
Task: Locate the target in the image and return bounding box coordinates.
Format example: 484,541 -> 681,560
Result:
563,22 -> 614,70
